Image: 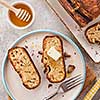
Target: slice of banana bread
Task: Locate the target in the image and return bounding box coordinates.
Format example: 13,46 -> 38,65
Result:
85,22 -> 100,44
58,0 -> 100,27
8,47 -> 41,89
42,36 -> 66,83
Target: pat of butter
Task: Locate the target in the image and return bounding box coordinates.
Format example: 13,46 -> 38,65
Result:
47,47 -> 61,61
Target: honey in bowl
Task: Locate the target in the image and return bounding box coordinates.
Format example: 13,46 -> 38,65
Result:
8,2 -> 33,28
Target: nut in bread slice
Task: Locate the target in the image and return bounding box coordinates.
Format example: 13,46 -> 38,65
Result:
85,22 -> 100,44
8,47 -> 41,89
42,36 -> 66,83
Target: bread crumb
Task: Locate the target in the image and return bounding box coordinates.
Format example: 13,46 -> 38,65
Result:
48,84 -> 53,88
64,52 -> 71,58
38,51 -> 43,55
95,51 -> 98,55
74,52 -> 76,55
62,95 -> 64,97
25,40 -> 27,42
67,65 -> 75,73
25,45 -> 28,49
31,53 -> 34,56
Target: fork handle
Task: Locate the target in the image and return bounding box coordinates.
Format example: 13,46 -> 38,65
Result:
0,0 -> 17,13
43,92 -> 58,100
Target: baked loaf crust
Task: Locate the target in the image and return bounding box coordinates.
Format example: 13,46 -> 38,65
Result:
80,0 -> 100,18
42,36 -> 66,83
85,22 -> 100,44
8,47 -> 41,89
59,0 -> 100,27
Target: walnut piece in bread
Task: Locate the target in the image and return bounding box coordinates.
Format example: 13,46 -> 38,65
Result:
85,23 -> 100,44
8,47 -> 41,89
42,36 -> 66,83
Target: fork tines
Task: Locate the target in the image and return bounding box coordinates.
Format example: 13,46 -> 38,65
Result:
60,74 -> 84,92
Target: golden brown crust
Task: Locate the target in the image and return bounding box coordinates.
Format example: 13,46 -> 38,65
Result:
8,47 -> 41,89
42,35 -> 66,83
80,0 -> 100,18
58,0 -> 100,27
58,0 -> 86,27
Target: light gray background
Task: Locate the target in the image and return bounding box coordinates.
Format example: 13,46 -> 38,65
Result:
0,0 -> 100,100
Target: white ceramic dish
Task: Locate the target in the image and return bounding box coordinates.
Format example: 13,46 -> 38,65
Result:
46,0 -> 100,63
2,30 -> 86,100
7,1 -> 35,30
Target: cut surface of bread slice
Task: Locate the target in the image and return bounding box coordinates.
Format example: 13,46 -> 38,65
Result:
85,22 -> 100,44
42,36 -> 66,83
8,47 -> 41,89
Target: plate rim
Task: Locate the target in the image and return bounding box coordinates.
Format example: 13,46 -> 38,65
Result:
2,29 -> 86,100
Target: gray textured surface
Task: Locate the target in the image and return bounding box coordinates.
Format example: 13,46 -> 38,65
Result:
0,0 -> 100,100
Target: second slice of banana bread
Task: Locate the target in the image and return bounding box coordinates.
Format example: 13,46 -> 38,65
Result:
8,47 -> 41,89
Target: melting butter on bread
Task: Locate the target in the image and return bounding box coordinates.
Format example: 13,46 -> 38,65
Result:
8,47 -> 41,89
42,36 -> 66,83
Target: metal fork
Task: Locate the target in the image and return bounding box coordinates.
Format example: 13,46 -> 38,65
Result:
43,74 -> 84,100
0,0 -> 31,22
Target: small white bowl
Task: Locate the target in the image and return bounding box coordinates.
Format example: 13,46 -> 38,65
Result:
7,1 -> 35,29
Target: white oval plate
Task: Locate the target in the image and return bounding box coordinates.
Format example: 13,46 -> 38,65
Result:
2,29 -> 86,100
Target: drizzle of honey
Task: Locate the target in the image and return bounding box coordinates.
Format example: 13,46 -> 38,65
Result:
8,3 -> 33,27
